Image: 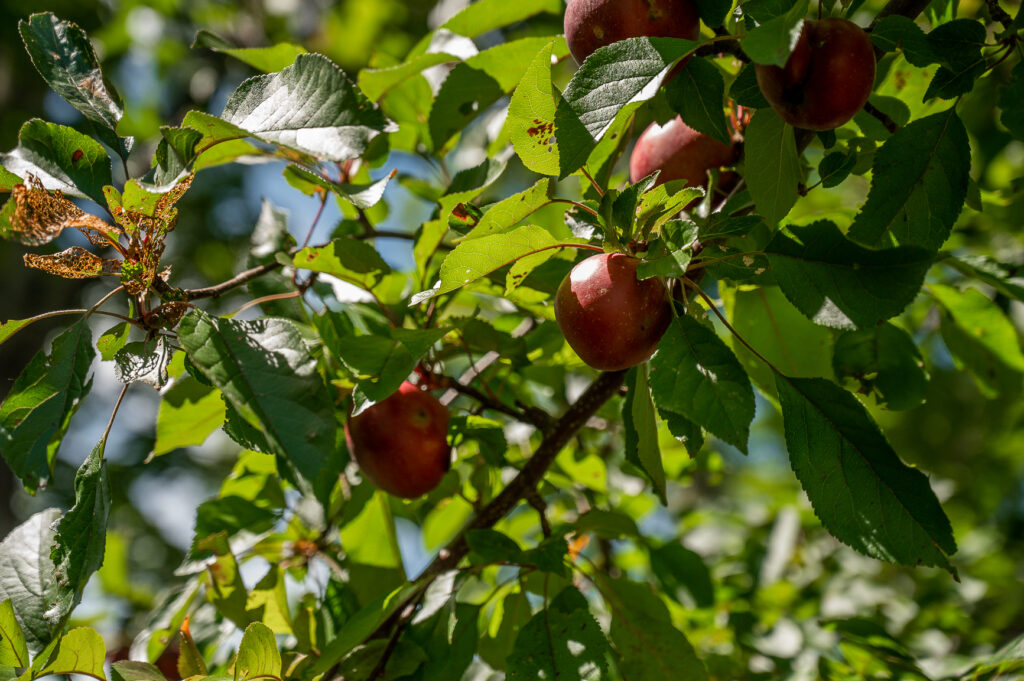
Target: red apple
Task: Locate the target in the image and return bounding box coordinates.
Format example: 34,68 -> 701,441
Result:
564,0 -> 701,65
345,381 -> 451,498
754,18 -> 876,131
555,253 -> 672,371
629,115 -> 738,195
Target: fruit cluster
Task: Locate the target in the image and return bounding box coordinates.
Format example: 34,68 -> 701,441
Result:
348,0 -> 877,498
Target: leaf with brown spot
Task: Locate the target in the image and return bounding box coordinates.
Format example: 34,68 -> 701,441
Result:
23,247 -> 120,280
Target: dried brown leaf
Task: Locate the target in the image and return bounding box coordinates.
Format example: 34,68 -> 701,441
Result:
24,246 -> 121,279
10,176 -> 120,246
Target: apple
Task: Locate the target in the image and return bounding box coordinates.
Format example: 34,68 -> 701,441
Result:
555,252 -> 672,371
629,115 -> 738,196
564,0 -> 701,65
754,17 -> 876,131
345,381 -> 451,498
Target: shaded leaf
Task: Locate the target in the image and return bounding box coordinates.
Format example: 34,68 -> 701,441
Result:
848,107 -> 970,250
428,64 -> 503,151
0,320 -> 94,492
833,323 -> 929,410
649,544 -> 714,608
113,339 -> 172,388
623,366 -> 666,503
666,58 -> 731,145
743,0 -> 810,67
650,315 -> 755,453
999,61 -> 1024,140
508,587 -> 609,681
776,375 -> 957,574
744,109 -> 800,227
765,220 -> 932,329
0,509 -> 62,654
177,310 -> 336,490
945,254 -> 1024,302
48,441 -> 110,629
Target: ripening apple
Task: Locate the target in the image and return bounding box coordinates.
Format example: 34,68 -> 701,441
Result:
564,0 -> 701,65
555,252 -> 672,371
754,17 -> 876,131
345,381 -> 451,498
629,115 -> 738,196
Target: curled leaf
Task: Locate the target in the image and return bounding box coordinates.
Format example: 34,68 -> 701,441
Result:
24,247 -> 120,280
9,177 -> 120,246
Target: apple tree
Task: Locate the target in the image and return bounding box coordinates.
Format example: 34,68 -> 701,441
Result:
0,0 -> 1023,678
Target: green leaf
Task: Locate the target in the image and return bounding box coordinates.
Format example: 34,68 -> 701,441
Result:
508,587 -> 610,681
556,37 -> 699,178
153,377 -> 226,457
666,58 -> 731,146
428,64 -> 503,151
695,0 -> 733,27
193,30 -> 306,73
466,529 -> 525,565
48,441 -> 110,630
870,16 -> 938,67
923,20 -> 987,100
999,61 -> 1024,141
110,661 -> 167,681
575,509 -> 641,539
743,0 -> 810,66
358,52 -> 459,102
463,178 -> 552,240
623,366 -> 667,503
221,53 -> 395,162
945,254 -> 1024,302
96,322 -> 131,362
637,219 -> 699,280
775,375 -> 957,574
148,126 -> 203,188
293,238 -> 392,291
0,320 -> 94,492
113,338 -> 172,388
441,0 -> 562,37
848,107 -> 970,250
0,119 -> 113,204
726,285 -> 834,395
729,63 -> 770,108
18,13 -> 122,134
598,575 -> 708,681
34,627 -> 106,680
177,310 -> 336,489
407,602 -> 478,681
507,41 -> 560,175
743,109 -> 800,227
0,509 -> 62,654
818,150 -> 856,188
180,111 -> 262,170
650,315 -> 755,453
234,622 -> 281,681
931,284 -> 1024,397
0,601 -> 29,668
833,323 -> 929,410
412,225 -> 566,303
765,220 -> 932,329
480,591 -> 532,671
193,496 -> 277,549
0,320 -> 33,348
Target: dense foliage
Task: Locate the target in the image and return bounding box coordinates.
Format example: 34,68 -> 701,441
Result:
0,0 -> 1023,679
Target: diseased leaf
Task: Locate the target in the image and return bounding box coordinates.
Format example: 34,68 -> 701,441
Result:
48,441 -> 110,629
848,107 -> 970,250
193,30 -> 306,73
0,509 -> 62,654
114,339 -> 173,388
177,311 -> 336,490
650,315 -> 755,453
0,320 -> 94,492
556,37 -> 699,178
5,176 -> 118,247
25,247 -> 119,281
776,375 -> 957,574
0,119 -> 112,204
505,41 -> 560,176
221,53 -> 395,162
743,109 -> 800,227
765,220 -> 932,329
508,587 -> 609,681
599,575 -> 709,681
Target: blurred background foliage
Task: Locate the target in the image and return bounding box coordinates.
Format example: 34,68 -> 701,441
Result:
0,0 -> 1022,678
